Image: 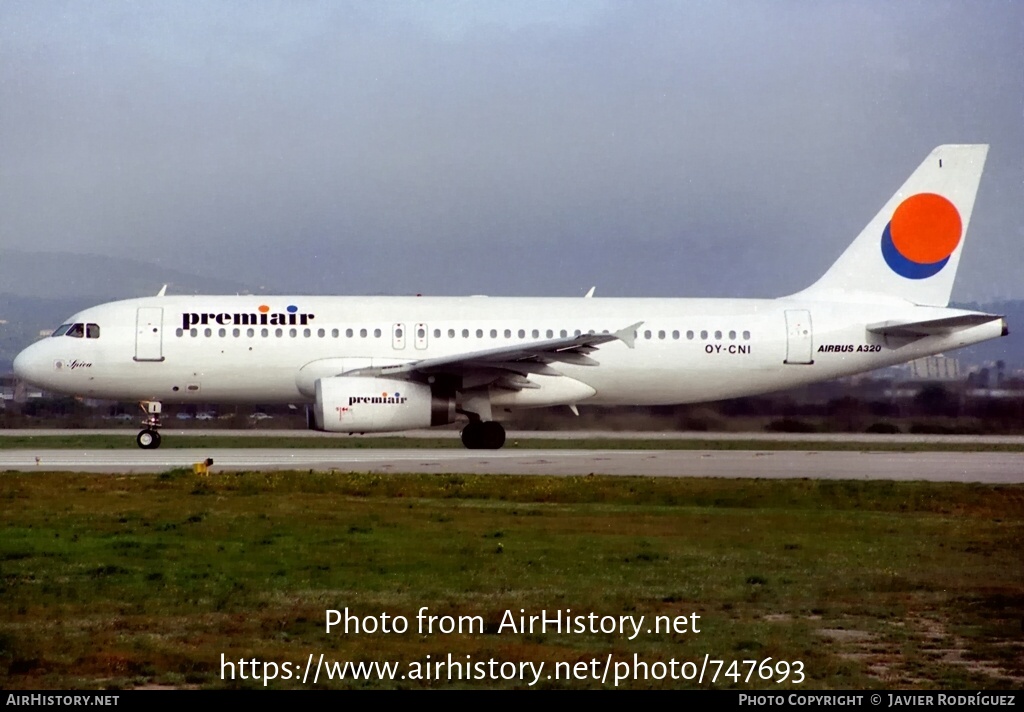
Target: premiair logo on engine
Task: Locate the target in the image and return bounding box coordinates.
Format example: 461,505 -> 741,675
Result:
180,304 -> 315,331
348,392 -> 409,406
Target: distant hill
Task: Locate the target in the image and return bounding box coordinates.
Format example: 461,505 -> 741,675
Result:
0,250 -> 262,302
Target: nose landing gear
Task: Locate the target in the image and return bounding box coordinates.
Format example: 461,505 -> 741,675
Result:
137,401 -> 163,449
137,428 -> 161,449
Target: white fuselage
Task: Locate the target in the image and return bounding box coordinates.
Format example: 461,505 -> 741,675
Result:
13,294 -> 1004,409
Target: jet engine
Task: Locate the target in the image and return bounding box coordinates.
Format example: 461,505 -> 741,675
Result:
313,376 -> 455,432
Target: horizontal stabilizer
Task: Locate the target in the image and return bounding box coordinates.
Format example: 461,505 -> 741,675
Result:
867,313 -> 1003,337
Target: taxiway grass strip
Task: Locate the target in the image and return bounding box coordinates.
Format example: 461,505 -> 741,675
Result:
1,471 -> 1021,689
0,434 -> 1022,451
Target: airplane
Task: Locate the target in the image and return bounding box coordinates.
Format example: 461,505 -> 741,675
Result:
12,144 -> 1006,450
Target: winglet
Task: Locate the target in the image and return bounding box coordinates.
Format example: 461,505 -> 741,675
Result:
584,286 -> 596,298
615,321 -> 643,349
156,285 -> 167,297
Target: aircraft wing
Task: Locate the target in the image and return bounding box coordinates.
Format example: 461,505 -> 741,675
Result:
866,313 -> 1003,338
349,322 -> 642,388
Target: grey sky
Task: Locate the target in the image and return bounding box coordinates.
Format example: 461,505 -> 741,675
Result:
2,1 -> 1021,300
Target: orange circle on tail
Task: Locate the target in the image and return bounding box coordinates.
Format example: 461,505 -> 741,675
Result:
890,193 -> 962,264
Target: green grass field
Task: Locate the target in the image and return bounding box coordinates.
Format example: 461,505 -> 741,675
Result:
1,471 -> 1022,689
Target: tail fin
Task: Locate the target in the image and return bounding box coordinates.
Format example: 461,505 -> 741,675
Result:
794,144 -> 988,306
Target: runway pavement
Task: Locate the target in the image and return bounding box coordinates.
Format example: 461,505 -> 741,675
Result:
1,448 -> 1021,482
3,428 -> 1024,444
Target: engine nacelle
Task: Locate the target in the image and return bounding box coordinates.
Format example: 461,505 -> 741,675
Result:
313,376 -> 455,432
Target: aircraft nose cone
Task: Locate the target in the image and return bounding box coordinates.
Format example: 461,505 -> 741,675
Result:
12,349 -> 29,380
13,344 -> 46,386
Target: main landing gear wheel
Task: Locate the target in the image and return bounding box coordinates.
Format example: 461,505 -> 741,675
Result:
460,421 -> 506,450
137,429 -> 162,450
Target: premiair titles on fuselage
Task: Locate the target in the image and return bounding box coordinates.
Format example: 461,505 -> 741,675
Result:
181,307 -> 315,331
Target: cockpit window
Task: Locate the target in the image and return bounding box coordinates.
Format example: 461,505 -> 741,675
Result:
50,322 -> 100,338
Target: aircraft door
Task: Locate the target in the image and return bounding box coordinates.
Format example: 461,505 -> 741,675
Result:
784,310 -> 814,365
414,323 -> 428,350
135,307 -> 165,362
392,323 -> 406,350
